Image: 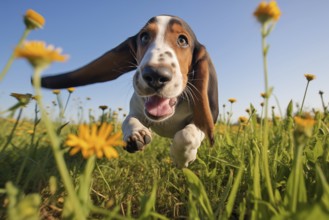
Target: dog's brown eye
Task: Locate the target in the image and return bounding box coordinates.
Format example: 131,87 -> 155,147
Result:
177,35 -> 189,48
140,32 -> 150,45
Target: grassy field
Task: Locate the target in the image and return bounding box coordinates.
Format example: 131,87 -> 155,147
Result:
0,103 -> 329,219
1,2 -> 329,219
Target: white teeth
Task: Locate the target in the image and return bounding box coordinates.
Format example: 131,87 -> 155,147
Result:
169,98 -> 177,107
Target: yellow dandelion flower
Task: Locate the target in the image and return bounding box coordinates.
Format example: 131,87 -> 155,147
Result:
228,98 -> 237,103
15,41 -> 68,69
294,114 -> 316,137
24,9 -> 45,29
254,1 -> 281,23
304,73 -> 316,82
99,105 -> 108,110
238,116 -> 248,124
67,87 -> 75,93
65,123 -> 126,159
52,89 -> 60,95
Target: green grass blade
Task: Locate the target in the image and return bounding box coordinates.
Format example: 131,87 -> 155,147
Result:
225,164 -> 244,219
183,168 -> 214,220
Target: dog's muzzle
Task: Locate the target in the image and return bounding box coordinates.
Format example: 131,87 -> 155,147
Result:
140,65 -> 177,121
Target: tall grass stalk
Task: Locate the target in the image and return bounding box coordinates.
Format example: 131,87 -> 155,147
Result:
32,66 -> 86,220
260,23 -> 275,205
0,29 -> 31,82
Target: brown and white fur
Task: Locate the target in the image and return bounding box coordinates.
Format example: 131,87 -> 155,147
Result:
41,15 -> 219,168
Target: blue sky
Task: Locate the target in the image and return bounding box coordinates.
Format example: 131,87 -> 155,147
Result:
1,0 -> 329,122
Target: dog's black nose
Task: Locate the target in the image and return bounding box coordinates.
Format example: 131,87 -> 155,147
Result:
142,66 -> 172,89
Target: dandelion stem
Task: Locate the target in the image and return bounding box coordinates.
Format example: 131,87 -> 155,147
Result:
32,67 -> 86,220
1,108 -> 23,153
63,92 -> 72,115
299,81 -> 310,115
0,28 -> 31,82
261,23 -> 275,205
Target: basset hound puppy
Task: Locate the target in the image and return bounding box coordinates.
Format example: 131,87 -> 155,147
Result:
41,15 -> 219,168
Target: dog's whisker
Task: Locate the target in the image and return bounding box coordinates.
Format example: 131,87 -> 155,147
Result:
187,82 -> 202,98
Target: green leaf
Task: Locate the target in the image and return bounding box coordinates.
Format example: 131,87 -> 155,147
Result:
286,100 -> 293,117
5,182 -> 41,220
314,140 -> 324,161
139,183 -> 162,220
293,203 -> 329,220
316,165 -> 329,210
218,169 -> 234,216
225,164 -> 245,219
285,145 -> 308,212
183,168 -> 214,220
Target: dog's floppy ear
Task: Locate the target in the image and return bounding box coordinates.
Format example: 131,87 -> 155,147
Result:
41,35 -> 137,89
191,44 -> 219,145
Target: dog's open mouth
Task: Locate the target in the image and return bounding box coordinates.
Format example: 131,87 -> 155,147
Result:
144,95 -> 177,121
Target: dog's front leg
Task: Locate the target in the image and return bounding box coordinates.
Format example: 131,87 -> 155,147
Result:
122,115 -> 152,153
170,124 -> 205,168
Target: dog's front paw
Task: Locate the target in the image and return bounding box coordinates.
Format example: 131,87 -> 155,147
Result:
125,130 -> 152,153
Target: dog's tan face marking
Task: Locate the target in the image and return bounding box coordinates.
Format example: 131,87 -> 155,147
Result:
165,20 -> 194,86
133,15 -> 195,122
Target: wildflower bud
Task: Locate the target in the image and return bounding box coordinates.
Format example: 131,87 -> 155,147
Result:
99,105 -> 108,110
24,9 -> 45,30
238,116 -> 248,124
52,90 -> 60,95
67,87 -> 75,93
228,98 -> 237,104
253,1 -> 281,24
304,73 -> 316,82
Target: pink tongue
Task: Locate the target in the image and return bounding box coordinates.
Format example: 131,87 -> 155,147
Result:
145,96 -> 173,117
